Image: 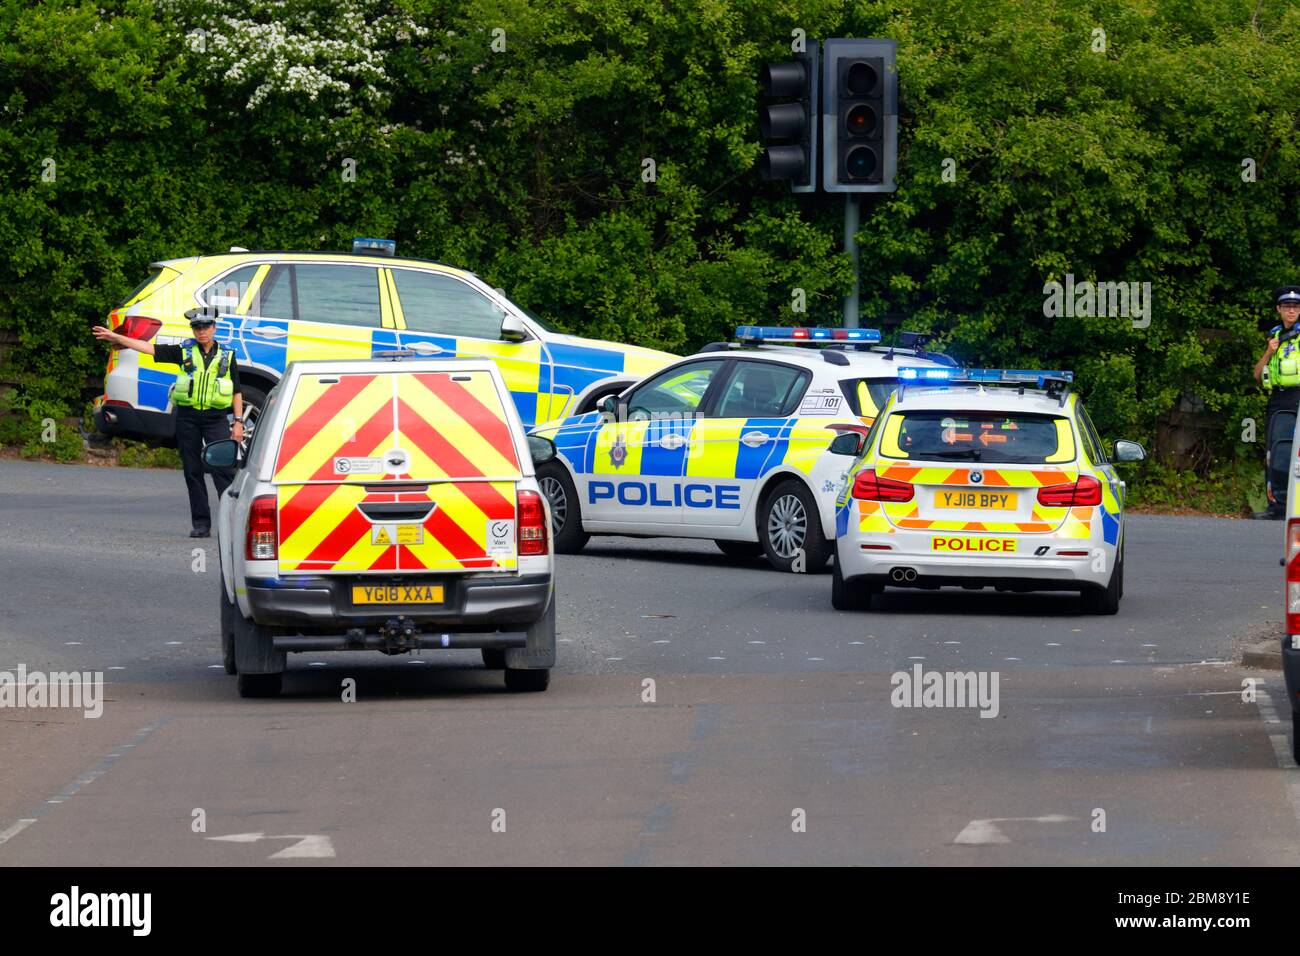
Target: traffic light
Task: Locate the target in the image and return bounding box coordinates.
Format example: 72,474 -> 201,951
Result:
757,46 -> 818,193
822,38 -> 897,193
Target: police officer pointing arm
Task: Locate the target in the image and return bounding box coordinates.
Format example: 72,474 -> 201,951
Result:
1254,285 -> 1300,518
92,309 -> 244,537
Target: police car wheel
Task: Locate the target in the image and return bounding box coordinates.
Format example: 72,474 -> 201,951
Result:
504,668 -> 550,692
239,384 -> 267,442
482,648 -> 507,669
236,672 -> 282,698
760,479 -> 832,573
831,559 -> 877,611
537,462 -> 589,553
219,583 -> 237,675
715,540 -> 764,559
1081,546 -> 1122,615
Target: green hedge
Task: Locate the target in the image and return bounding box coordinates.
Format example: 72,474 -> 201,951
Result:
2,0 -> 1298,493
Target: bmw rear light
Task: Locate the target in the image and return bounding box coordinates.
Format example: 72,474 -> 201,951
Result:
851,469 -> 914,502
827,423 -> 870,438
108,310 -> 162,348
517,490 -> 548,556
1036,475 -> 1102,507
246,495 -> 278,560
1286,520 -> 1300,634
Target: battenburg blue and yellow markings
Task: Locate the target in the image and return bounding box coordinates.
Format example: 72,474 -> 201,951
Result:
588,481 -> 742,509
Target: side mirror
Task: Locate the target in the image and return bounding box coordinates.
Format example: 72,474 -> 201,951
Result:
828,432 -> 866,457
500,313 -> 528,343
1113,439 -> 1146,462
527,435 -> 557,465
202,438 -> 240,469
598,394 -> 619,417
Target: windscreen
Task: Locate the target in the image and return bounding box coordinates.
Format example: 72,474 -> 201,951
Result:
879,410 -> 1076,464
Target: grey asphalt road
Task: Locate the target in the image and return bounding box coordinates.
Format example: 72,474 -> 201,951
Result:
1,458 -> 1297,866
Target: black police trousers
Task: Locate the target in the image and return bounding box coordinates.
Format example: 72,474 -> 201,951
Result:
1266,387 -> 1300,511
175,407 -> 234,530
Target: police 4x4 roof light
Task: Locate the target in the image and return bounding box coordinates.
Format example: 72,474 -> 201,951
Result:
352,237 -> 397,256
734,326 -> 883,344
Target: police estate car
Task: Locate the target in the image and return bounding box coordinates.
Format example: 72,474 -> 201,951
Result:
528,327 -> 954,572
830,368 -> 1146,613
93,239 -> 676,442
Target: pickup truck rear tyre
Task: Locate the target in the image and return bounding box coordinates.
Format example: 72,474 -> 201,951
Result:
537,462 -> 589,553
232,608 -> 286,676
1293,711 -> 1300,765
219,583 -> 237,675
237,672 -> 282,698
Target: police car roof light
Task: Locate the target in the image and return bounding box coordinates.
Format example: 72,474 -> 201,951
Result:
353,237 -> 397,257
734,326 -> 883,345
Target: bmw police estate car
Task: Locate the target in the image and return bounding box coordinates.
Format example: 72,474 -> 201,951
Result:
831,368 -> 1146,613
93,238 -> 676,442
529,327 -> 954,572
203,356 -> 558,698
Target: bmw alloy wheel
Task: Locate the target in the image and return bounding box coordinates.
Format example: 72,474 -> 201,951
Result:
767,493 -> 807,559
539,475 -> 568,536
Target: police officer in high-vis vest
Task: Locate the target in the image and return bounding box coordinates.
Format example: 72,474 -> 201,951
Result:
93,308 -> 244,536
1253,285 -> 1300,518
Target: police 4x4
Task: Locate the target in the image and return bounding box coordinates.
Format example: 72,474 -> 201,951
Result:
832,368 -> 1146,612
206,356 -> 558,697
529,327 -> 954,572
94,238 -> 676,443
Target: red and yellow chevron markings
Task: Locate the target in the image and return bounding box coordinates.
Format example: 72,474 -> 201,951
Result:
273,371 -> 522,573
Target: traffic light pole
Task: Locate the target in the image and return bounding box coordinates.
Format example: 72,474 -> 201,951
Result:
843,193 -> 860,328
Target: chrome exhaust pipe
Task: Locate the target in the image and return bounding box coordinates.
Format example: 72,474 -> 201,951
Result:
891,567 -> 918,583
903,568 -> 917,583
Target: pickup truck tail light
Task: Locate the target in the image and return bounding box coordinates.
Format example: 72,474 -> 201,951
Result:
517,490 -> 549,556
247,495 -> 278,560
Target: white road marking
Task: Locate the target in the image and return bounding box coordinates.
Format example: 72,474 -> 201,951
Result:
107,666 -> 125,671
207,664 -> 224,669
165,641 -> 183,645
1004,657 -> 1021,662
0,719 -> 168,854
954,814 -> 1079,845
849,641 -> 865,645
605,657 -> 623,662
1252,688 -> 1300,828
652,640 -> 670,644
0,819 -> 37,845
63,642 -> 81,646
944,641 -> 961,645
708,657 -> 726,661
807,657 -> 824,662
207,832 -> 336,860
1046,643 -> 1061,647
748,641 -> 766,645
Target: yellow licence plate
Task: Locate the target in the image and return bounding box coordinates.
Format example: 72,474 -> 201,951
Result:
934,490 -> 1018,510
351,584 -> 445,605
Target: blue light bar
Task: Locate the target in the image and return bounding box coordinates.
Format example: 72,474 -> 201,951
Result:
898,367 -> 1073,386
897,367 -> 955,381
735,326 -> 882,344
353,237 -> 396,256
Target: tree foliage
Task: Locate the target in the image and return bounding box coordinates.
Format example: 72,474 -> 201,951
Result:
1,0 -> 1298,469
